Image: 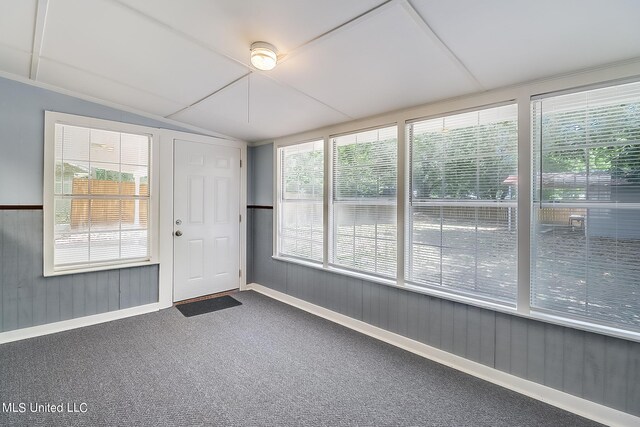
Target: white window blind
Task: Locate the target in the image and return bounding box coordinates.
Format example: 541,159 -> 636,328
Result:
331,126 -> 397,278
278,140 -> 324,262
407,105 -> 518,304
53,123 -> 151,269
532,81 -> 640,331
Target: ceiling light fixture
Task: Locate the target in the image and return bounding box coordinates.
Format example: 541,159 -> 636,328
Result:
250,41 -> 278,71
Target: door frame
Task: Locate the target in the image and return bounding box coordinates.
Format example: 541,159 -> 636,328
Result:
157,129 -> 247,308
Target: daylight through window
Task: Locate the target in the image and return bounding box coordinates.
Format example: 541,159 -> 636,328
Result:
531,82 -> 640,331
330,126 -> 398,278
275,79 -> 640,338
51,122 -> 151,271
278,140 -> 324,262
407,104 -> 518,304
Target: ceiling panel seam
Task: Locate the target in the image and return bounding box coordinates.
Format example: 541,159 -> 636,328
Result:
165,72 -> 252,119
110,0 -> 251,71
38,55 -> 188,106
258,73 -> 354,120
165,69 -> 353,122
249,2 -> 405,121
108,0 -> 355,121
403,0 -> 484,91
29,0 -> 49,80
0,41 -> 30,54
257,0 -> 468,121
275,0 -> 394,66
111,0 -> 392,73
0,68 -> 241,141
110,0 -> 394,122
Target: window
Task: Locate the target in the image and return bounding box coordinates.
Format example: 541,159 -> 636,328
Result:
407,105 -> 518,304
277,140 -> 324,262
532,82 -> 640,331
330,126 -> 397,278
274,78 -> 640,339
44,112 -> 158,275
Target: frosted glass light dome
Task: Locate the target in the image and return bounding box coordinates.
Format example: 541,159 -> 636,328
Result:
250,42 -> 278,71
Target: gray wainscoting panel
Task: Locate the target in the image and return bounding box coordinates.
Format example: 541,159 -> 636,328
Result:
543,323 -> 565,391
509,316 -> 529,379
250,207 -> 640,417
440,300 -> 455,353
527,320 -> 546,384
246,208 -> 254,284
252,207 -> 285,293
2,209 -> 19,331
427,297 -> 443,348
604,337 -> 630,410
583,333 -> 607,404
0,211 -> 3,331
563,328 -> 586,397
628,347 -> 640,415
0,210 -> 159,334
452,303 -> 467,357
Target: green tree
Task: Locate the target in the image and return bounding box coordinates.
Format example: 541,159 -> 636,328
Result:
537,101 -> 640,200
334,138 -> 397,199
412,120 -> 517,200
283,149 -> 323,200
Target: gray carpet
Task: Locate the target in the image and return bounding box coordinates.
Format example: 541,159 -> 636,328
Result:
0,291 -> 601,426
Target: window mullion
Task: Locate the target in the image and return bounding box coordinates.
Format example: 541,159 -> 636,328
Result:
397,121 -> 406,285
517,94 -> 532,315
323,135 -> 330,268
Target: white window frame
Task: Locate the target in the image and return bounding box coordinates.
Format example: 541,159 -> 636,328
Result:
528,82 -> 640,332
404,103 -> 520,306
275,139 -> 325,263
328,124 -> 399,279
272,62 -> 640,342
43,111 -> 160,276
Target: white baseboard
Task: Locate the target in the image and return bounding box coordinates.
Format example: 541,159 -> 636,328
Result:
0,303 -> 161,345
247,283 -> 639,427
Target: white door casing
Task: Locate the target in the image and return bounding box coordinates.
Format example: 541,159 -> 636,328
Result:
173,138 -> 241,301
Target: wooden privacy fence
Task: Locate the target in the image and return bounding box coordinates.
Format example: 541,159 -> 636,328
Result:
411,205 -> 515,223
70,179 -> 148,228
331,204 -> 519,224
537,207 -> 587,225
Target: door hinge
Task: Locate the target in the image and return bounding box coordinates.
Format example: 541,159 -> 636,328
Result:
239,269 -> 242,277
239,214 -> 242,222
240,159 -> 242,168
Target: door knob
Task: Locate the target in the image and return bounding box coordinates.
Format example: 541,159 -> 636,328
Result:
175,230 -> 183,237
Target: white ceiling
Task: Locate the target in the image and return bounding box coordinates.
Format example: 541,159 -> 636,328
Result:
1,0 -> 640,142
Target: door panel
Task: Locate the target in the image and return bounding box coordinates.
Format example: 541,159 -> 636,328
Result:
174,139 -> 240,302
188,239 -> 204,280
188,175 -> 205,223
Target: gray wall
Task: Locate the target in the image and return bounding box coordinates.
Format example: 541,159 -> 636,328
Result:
248,143 -> 640,418
0,76 -> 191,204
247,143 -> 274,283
249,143 -> 273,206
1,210 -> 158,333
0,76 -> 183,332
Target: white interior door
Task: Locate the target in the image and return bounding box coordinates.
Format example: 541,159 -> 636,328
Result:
173,138 -> 240,302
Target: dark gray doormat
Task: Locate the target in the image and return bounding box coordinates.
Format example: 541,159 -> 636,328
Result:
176,295 -> 242,317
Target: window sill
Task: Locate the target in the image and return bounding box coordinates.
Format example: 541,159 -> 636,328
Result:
530,310 -> 640,343
272,255 -> 396,288
44,260 -> 159,277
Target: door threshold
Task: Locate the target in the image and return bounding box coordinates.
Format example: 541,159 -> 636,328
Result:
174,289 -> 240,306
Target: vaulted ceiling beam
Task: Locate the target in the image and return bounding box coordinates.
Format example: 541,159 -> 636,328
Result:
29,0 -> 49,80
